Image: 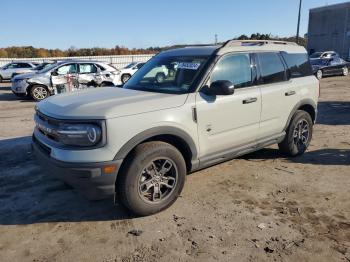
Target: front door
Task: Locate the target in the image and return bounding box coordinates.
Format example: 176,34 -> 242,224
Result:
195,53 -> 261,159
51,63 -> 78,93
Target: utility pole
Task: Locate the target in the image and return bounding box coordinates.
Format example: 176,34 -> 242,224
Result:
215,34 -> 218,45
296,0 -> 302,44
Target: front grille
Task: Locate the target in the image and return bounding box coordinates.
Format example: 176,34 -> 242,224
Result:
35,111 -> 61,143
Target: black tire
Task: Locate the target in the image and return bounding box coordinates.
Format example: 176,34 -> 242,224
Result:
278,110 -> 313,157
121,74 -> 131,84
155,72 -> 166,83
100,82 -> 113,87
117,141 -> 186,216
30,85 -> 50,101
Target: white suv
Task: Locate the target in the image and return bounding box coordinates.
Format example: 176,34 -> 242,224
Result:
119,62 -> 146,84
32,40 -> 319,216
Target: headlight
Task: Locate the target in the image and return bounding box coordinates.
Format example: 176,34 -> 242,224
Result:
57,123 -> 102,147
111,71 -> 120,75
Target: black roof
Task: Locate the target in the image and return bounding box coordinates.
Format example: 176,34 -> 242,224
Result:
158,46 -> 220,57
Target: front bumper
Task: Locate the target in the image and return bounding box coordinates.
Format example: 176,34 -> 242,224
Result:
11,79 -> 29,94
32,136 -> 123,200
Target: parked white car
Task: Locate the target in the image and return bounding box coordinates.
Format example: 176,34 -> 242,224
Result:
0,62 -> 37,82
33,40 -> 319,216
119,62 -> 145,84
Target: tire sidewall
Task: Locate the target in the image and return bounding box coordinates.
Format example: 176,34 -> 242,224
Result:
30,85 -> 49,101
285,111 -> 313,156
121,74 -> 131,84
120,142 -> 186,216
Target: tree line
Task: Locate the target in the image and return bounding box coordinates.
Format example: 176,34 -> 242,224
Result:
235,33 -> 307,47
0,34 -> 307,58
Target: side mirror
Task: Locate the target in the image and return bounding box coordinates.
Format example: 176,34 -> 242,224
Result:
51,70 -> 58,76
201,80 -> 235,96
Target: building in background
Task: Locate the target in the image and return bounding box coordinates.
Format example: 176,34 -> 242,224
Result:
308,2 -> 350,59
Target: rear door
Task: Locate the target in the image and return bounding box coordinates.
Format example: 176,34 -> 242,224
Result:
78,63 -> 99,86
256,52 -> 300,140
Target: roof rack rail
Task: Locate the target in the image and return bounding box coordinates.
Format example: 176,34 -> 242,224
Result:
222,39 -> 298,48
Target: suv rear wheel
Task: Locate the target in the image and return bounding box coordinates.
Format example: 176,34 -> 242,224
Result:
118,141 -> 186,216
30,85 -> 49,101
278,110 -> 313,157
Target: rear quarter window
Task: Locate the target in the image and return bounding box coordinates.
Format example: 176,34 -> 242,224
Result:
281,53 -> 313,78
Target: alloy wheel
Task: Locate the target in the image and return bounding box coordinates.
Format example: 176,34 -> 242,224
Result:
33,86 -> 48,100
293,119 -> 310,152
138,158 -> 178,203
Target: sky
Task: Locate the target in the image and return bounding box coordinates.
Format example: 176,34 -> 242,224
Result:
0,0 -> 347,49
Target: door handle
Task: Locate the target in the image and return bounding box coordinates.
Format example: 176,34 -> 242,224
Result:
285,91 -> 296,96
242,97 -> 258,104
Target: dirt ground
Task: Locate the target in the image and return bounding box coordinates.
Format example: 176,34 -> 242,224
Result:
0,76 -> 349,262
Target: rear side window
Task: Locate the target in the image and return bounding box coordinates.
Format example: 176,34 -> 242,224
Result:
211,53 -> 252,88
18,63 -> 32,68
281,53 -> 312,78
257,53 -> 286,84
79,63 -> 97,74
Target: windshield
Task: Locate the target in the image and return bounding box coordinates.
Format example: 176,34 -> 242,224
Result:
34,63 -> 52,71
124,62 -> 137,69
124,55 -> 209,94
310,52 -> 322,59
38,62 -> 62,74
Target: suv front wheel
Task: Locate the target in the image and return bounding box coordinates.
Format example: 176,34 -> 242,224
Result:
118,141 -> 186,216
278,110 -> 313,157
30,85 -> 50,101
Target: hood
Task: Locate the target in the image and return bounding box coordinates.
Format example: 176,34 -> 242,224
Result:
13,72 -> 38,80
37,87 -> 188,119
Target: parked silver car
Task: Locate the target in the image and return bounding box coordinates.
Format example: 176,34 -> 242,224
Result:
11,60 -> 120,101
0,62 -> 37,82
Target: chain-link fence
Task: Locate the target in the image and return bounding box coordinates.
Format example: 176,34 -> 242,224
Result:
0,54 -> 155,69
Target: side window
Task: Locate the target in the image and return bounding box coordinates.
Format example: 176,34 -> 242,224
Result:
137,63 -> 145,69
281,53 -> 313,78
18,63 -> 32,68
211,53 -> 252,88
95,64 -> 106,71
79,64 -> 97,74
57,64 -> 78,75
7,63 -> 18,69
257,53 -> 286,84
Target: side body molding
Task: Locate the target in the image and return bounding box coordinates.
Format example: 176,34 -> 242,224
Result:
113,126 -> 199,164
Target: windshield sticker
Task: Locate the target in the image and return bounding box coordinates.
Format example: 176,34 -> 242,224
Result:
177,62 -> 201,70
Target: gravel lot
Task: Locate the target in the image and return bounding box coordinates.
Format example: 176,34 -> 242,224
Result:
0,77 -> 349,262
